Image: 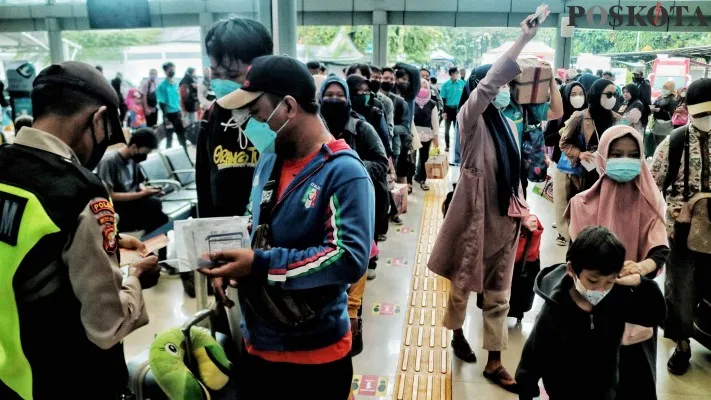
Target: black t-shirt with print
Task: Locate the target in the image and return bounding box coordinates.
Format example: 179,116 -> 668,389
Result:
196,102 -> 259,218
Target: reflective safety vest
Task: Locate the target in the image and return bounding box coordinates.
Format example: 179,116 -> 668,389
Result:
0,144 -> 126,399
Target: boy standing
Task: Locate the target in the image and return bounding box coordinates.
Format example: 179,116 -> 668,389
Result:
516,226 -> 665,400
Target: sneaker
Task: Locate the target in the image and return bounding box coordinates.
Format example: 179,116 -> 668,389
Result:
377,234 -> 387,242
667,342 -> 691,375
552,222 -> 557,229
556,234 -> 567,247
367,269 -> 377,280
390,216 -> 404,225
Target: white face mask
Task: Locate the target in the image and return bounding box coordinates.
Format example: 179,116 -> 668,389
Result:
601,96 -> 617,110
573,275 -> 612,306
680,92 -> 686,98
692,115 -> 711,133
570,95 -> 585,109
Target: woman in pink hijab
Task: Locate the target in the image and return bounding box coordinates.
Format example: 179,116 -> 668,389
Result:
566,124 -> 668,400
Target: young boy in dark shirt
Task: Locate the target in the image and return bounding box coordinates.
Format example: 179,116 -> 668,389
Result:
516,226 -> 665,400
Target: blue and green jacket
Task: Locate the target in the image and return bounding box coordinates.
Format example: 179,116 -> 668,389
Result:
241,140 -> 375,352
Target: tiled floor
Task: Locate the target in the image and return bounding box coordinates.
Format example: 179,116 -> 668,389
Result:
123,152 -> 711,400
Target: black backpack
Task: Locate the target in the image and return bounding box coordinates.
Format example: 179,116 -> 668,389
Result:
662,126 -> 690,200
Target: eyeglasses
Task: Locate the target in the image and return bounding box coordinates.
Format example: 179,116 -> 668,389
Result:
601,92 -> 617,99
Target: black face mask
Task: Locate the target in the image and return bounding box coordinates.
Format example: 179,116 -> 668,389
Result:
132,153 -> 148,163
633,76 -> 643,83
84,114 -> 110,171
369,80 -> 381,93
350,94 -> 369,115
167,71 -> 176,78
396,82 -> 410,95
320,99 -> 351,135
381,81 -> 394,92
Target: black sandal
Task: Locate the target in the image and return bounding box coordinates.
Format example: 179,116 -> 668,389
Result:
483,366 -> 518,394
420,182 -> 430,191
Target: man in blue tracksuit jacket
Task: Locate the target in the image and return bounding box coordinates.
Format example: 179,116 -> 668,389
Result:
200,55 -> 374,399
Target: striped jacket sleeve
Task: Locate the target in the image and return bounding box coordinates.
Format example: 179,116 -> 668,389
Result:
251,177 -> 375,290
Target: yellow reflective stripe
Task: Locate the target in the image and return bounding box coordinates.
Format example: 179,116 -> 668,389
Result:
0,183 -> 60,400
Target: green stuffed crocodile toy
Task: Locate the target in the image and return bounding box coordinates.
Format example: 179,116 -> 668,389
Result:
149,326 -> 232,400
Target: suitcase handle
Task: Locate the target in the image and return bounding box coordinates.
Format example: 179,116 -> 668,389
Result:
181,307 -> 216,376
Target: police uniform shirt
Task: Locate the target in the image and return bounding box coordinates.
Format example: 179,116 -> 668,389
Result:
11,127 -> 149,349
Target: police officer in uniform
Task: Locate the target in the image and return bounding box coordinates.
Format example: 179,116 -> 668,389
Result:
0,62 -> 160,399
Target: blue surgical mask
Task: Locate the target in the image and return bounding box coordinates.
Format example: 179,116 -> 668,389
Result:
606,157 -> 641,183
493,90 -> 511,109
243,100 -> 289,154
661,89 -> 671,96
211,79 -> 241,99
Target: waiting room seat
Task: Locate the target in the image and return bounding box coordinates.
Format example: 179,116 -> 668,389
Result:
162,147 -> 197,190
139,155 -> 197,203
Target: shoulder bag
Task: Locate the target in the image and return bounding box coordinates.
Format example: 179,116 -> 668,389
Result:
557,112 -> 586,177
672,127 -> 711,254
242,161 -> 342,329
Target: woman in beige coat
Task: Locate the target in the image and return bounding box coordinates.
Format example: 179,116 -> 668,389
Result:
428,16 -> 539,393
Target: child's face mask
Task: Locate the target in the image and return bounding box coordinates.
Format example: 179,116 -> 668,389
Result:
573,275 -> 612,306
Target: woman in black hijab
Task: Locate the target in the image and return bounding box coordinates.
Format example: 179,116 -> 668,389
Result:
559,78 -> 621,195
619,83 -> 646,134
544,81 -> 587,245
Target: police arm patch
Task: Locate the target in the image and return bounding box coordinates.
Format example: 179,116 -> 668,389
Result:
90,199 -> 114,214
103,224 -> 118,255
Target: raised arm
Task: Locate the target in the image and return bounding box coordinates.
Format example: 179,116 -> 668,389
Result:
546,76 -> 564,120
458,16 -> 538,134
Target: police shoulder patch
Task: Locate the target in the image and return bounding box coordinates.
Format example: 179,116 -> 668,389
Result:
90,198 -> 114,214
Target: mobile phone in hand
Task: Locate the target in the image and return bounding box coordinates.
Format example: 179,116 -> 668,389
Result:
528,4 -> 550,27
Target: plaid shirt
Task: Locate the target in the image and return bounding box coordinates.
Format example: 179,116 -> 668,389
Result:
651,124 -> 711,236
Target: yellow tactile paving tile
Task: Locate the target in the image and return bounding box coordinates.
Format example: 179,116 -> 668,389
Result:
393,180 -> 451,400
